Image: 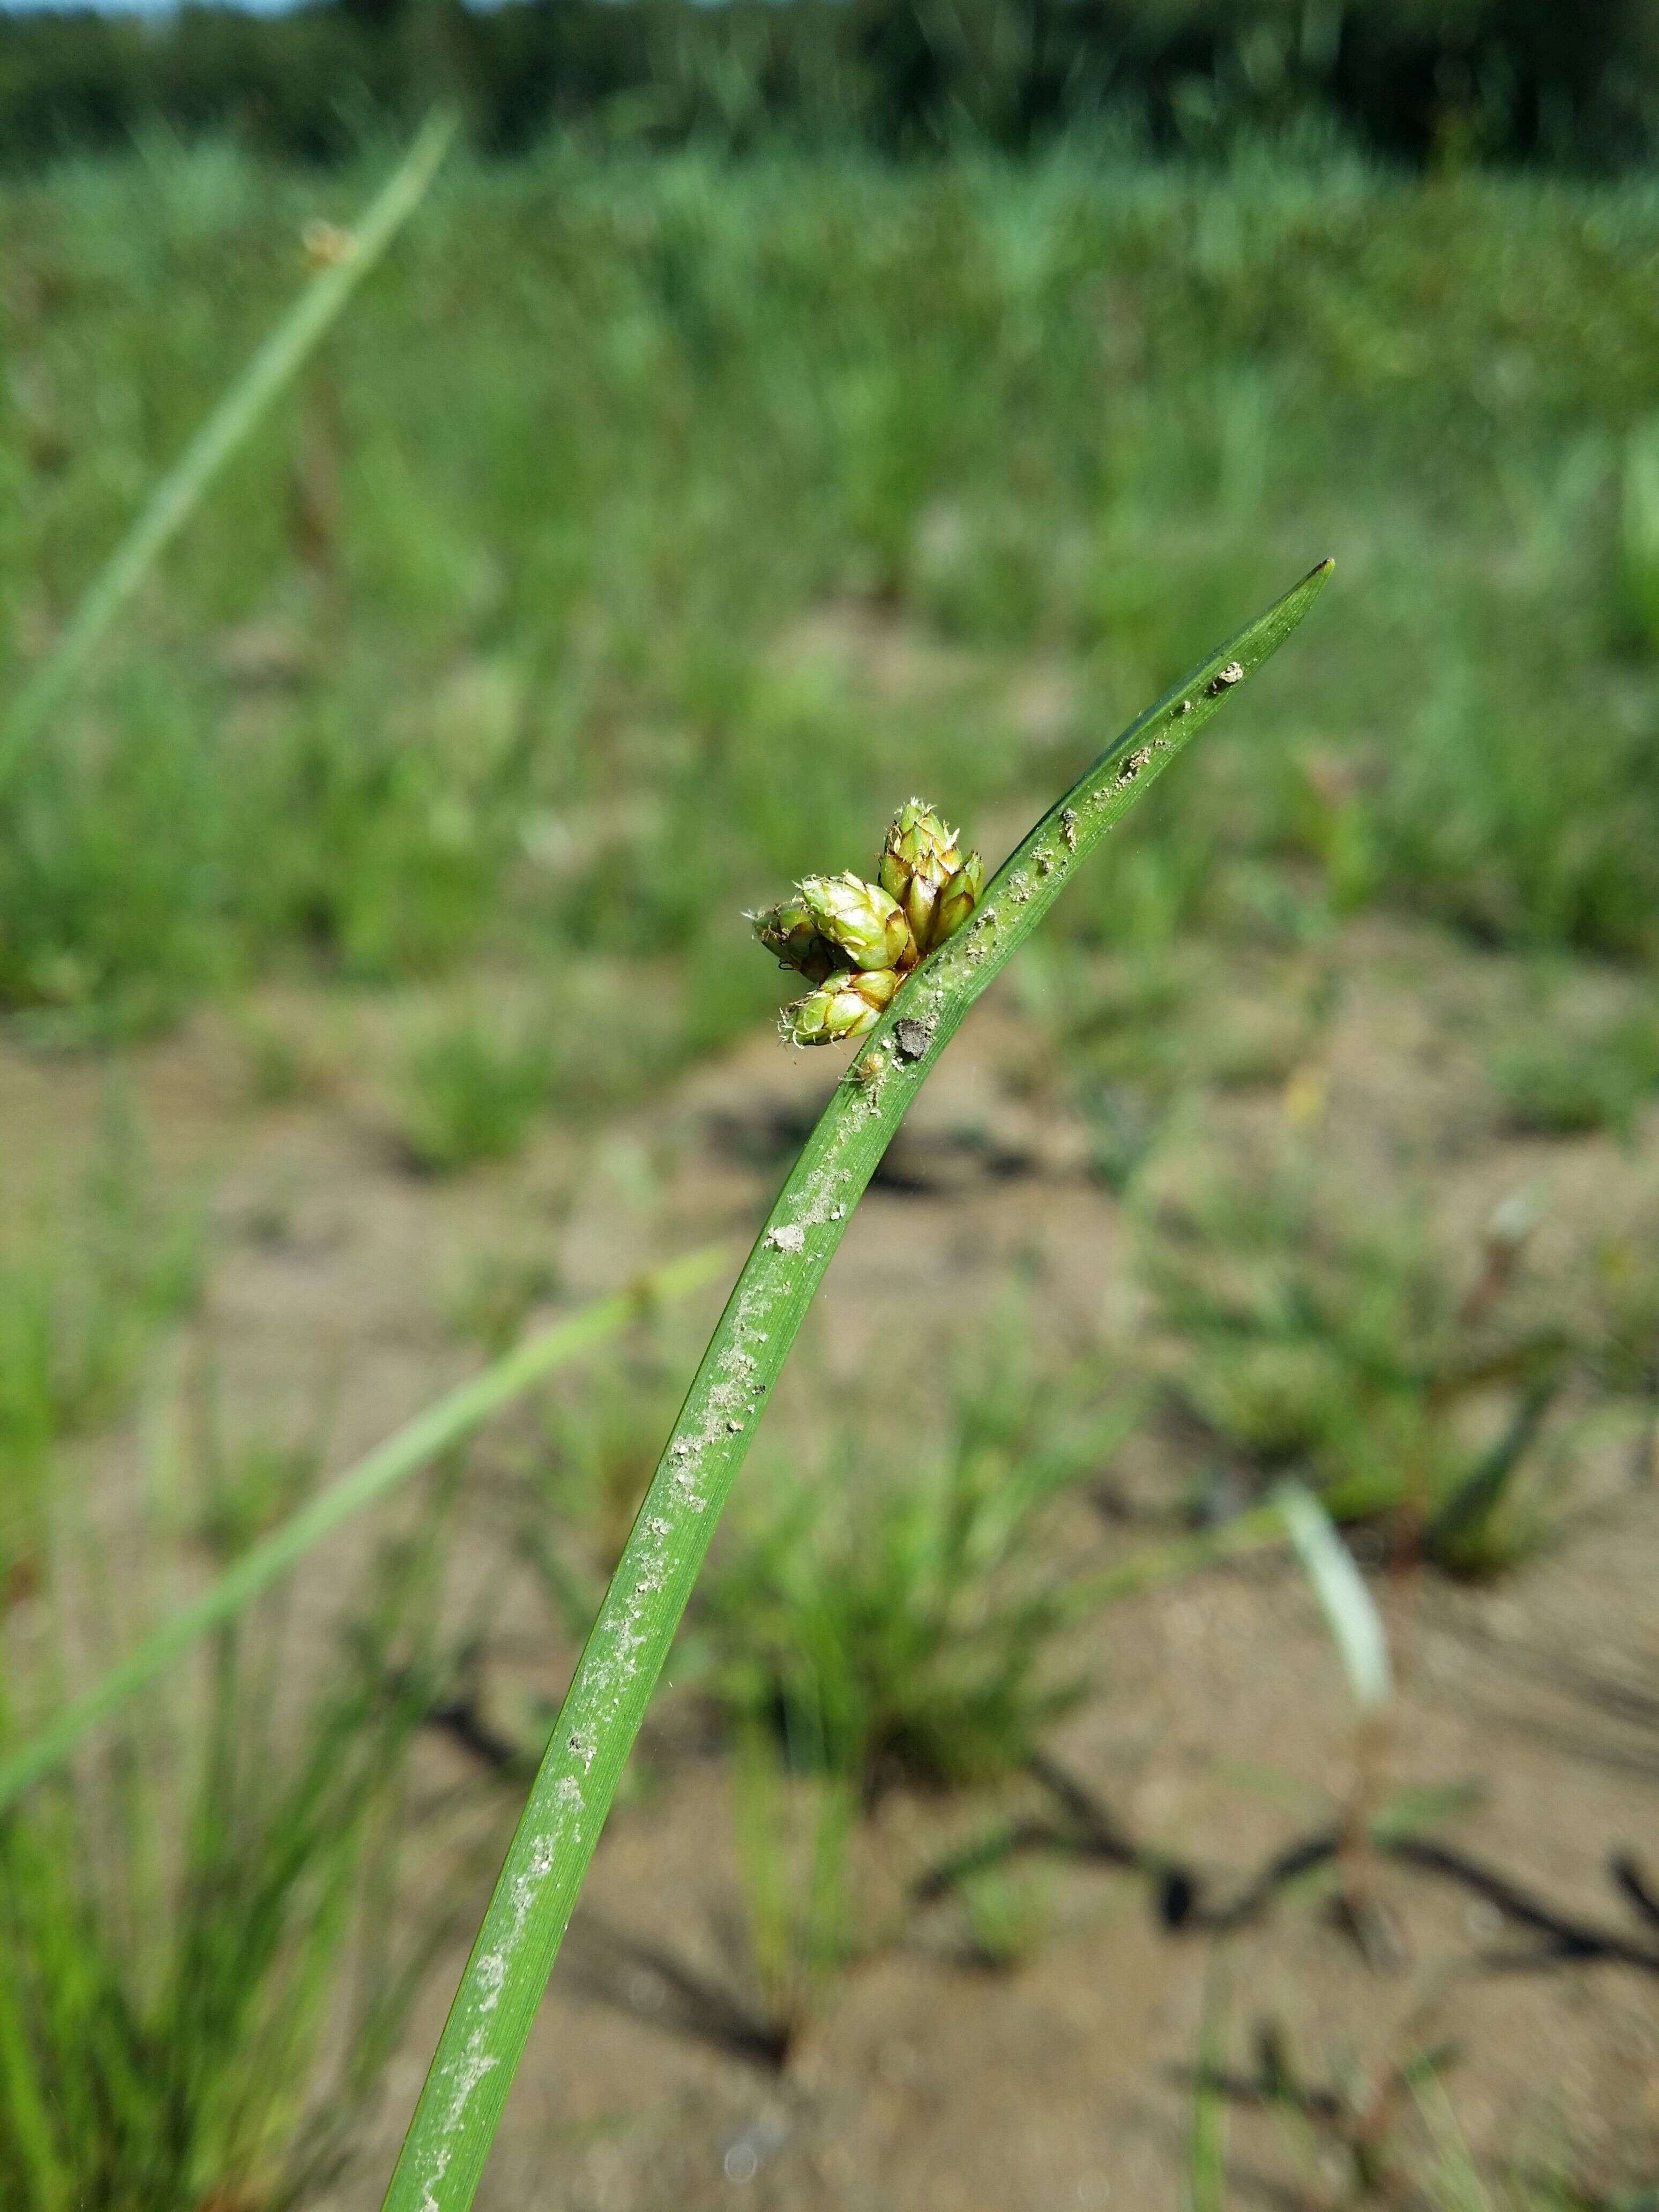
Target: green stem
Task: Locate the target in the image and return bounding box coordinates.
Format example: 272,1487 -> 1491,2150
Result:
380,558 -> 1334,2212
0,109 -> 458,786
0,1243 -> 728,1817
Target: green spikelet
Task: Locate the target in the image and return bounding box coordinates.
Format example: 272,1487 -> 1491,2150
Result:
779,967 -> 901,1047
933,850 -> 984,947
748,895 -> 848,984
878,798 -> 982,954
797,872 -> 917,973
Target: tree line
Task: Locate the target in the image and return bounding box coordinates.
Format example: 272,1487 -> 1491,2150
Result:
1,0 -> 1654,169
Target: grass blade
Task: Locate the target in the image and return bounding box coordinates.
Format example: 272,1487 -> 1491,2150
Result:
1186,1964 -> 1232,2212
379,557 -> 1335,2212
0,1243 -> 728,1815
1424,1373 -> 1560,1569
1276,1478 -> 1392,1712
0,108 -> 458,783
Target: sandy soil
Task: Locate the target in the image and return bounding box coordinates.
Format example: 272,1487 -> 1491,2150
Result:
4,910 -> 1657,2210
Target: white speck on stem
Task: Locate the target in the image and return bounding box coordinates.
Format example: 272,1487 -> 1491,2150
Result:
765,1223 -> 805,1253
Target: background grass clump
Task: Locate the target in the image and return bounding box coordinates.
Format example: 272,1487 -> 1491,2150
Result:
0,1379 -> 449,2212
8,148 -> 1659,1055
0,1091 -> 201,1598
701,1334 -> 1122,1796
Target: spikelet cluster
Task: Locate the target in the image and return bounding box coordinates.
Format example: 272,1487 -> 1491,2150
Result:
748,801 -> 983,1046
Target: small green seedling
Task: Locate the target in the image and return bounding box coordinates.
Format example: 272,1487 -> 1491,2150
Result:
731,1733 -> 861,2054
958,1862 -> 1055,1972
1142,1170 -> 1568,1574
394,1013 -> 554,1175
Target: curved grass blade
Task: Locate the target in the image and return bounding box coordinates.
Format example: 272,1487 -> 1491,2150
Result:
0,108 -> 459,787
379,558 -> 1334,2212
0,1243 -> 729,1816
1276,1478 -> 1392,1712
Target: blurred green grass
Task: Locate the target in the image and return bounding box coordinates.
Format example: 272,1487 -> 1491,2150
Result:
4,135 -> 1658,2209
5,142 -> 1659,1053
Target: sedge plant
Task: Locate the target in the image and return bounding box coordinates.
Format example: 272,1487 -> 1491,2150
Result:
378,559 -> 1333,2212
